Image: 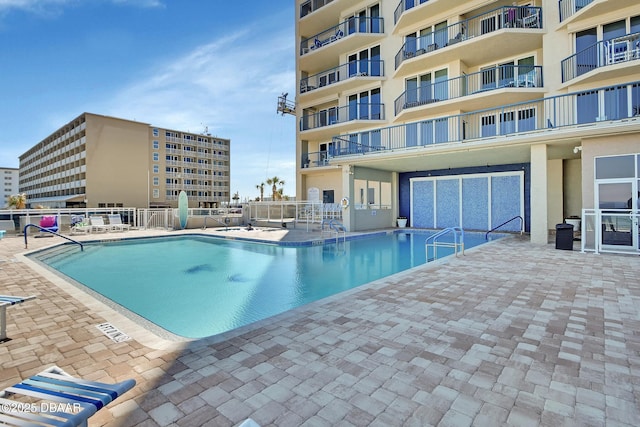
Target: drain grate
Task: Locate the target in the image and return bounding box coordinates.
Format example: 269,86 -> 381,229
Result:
96,322 -> 131,343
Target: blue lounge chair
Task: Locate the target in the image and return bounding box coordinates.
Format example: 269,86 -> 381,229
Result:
0,294 -> 35,341
0,365 -> 135,427
39,215 -> 59,233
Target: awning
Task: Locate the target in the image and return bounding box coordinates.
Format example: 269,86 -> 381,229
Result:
27,194 -> 86,204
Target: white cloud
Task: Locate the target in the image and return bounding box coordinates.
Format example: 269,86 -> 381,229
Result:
0,0 -> 163,15
102,24 -> 297,200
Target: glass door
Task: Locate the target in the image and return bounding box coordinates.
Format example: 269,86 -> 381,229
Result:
597,181 -> 638,251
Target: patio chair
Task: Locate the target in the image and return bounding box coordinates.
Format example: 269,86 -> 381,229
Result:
0,294 -> 36,341
89,216 -> 111,233
39,216 -> 59,233
0,365 -> 135,427
107,214 -> 131,232
70,216 -> 91,235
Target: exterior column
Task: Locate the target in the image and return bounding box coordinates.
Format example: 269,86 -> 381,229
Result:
530,144 -> 549,244
341,164 -> 353,231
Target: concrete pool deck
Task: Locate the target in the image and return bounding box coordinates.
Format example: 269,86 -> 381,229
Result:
1,227 -> 639,426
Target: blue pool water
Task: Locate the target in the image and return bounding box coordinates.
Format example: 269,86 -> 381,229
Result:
33,231 -> 497,339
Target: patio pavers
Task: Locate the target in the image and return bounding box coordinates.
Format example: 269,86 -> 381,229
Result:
1,229 -> 639,426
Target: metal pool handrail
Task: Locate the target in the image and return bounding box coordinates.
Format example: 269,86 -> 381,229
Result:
23,224 -> 84,251
425,227 -> 464,262
485,215 -> 524,240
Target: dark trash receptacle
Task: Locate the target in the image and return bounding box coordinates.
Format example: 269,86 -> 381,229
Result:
555,223 -> 574,250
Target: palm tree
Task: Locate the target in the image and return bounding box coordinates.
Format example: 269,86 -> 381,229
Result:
266,176 -> 285,201
8,193 -> 26,209
232,191 -> 240,207
255,183 -> 265,202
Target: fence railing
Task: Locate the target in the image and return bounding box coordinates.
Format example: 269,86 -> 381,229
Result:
300,17 -> 384,55
300,60 -> 384,94
395,6 -> 542,69
558,0 -> 593,22
581,209 -> 640,255
561,32 -> 640,82
247,201 -> 342,226
394,65 -> 543,115
300,0 -> 334,19
0,208 -> 137,234
394,0 -> 429,25
322,80 -> 640,160
300,103 -> 385,131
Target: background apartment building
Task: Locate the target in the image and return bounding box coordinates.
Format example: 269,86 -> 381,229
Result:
295,0 -> 640,252
1,167 -> 19,207
19,113 -> 230,209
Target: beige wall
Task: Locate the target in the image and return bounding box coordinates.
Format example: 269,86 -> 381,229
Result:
563,159 -> 582,218
304,170 -> 343,201
581,134 -> 640,209
547,159 -> 563,228
85,114 -> 150,208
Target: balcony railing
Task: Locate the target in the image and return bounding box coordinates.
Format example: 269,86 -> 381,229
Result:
300,60 -> 384,94
300,17 -> 384,55
300,103 -> 385,131
561,32 -> 640,82
300,0 -> 334,18
317,80 -> 640,161
395,6 -> 542,69
394,65 -> 543,115
393,0 -> 430,25
558,0 -> 593,22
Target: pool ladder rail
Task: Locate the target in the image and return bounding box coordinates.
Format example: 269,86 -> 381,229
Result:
425,227 -> 464,262
23,224 -> 84,251
322,219 -> 346,243
485,215 -> 524,240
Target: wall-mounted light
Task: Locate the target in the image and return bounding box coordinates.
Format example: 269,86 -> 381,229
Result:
573,146 -> 582,154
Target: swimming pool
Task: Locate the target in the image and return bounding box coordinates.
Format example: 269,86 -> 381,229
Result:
32,230 -> 499,339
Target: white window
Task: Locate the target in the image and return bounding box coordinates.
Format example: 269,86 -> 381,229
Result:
153,140 -> 159,149
153,189 -> 159,198
153,152 -> 159,161
153,165 -> 159,173
153,177 -> 159,186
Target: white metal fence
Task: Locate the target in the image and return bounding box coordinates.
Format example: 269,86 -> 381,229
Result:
581,209 -> 639,254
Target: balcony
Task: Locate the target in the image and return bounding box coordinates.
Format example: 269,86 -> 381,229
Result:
299,0 -> 343,36
300,60 -> 384,97
394,6 -> 543,75
300,103 -> 385,140
561,33 -> 640,83
319,80 -> 640,162
558,0 -> 593,23
394,65 -> 544,118
558,0 -> 637,26
393,0 -> 469,32
299,17 -> 384,70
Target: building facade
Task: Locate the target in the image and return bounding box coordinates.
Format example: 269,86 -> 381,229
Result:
295,0 -> 640,252
1,167 -> 19,207
19,113 -> 230,209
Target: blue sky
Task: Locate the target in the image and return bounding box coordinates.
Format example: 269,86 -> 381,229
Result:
0,0 -> 296,202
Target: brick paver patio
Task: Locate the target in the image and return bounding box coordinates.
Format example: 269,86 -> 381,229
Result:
1,229 -> 639,426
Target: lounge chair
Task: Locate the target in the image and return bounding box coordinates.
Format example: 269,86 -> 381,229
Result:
107,214 -> 131,232
0,294 -> 36,341
70,215 -> 91,235
39,216 -> 59,233
0,365 -> 135,427
89,216 -> 111,233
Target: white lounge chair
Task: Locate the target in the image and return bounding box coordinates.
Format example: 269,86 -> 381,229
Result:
107,214 -> 131,232
89,216 -> 111,233
0,365 -> 135,427
0,294 -> 36,341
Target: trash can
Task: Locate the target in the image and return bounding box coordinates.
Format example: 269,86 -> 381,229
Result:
555,223 -> 574,250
